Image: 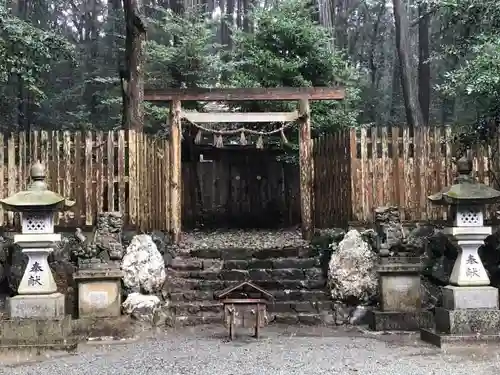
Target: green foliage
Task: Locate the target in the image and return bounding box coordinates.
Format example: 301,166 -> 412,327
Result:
435,0 -> 500,120
144,7 -> 224,131
0,6 -> 74,98
226,0 -> 360,134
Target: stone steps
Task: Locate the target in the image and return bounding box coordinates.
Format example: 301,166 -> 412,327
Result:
169,289 -> 332,303
170,300 -> 334,315
165,246 -> 334,327
170,256 -> 322,272
173,310 -> 336,327
165,278 -> 327,292
168,268 -> 324,281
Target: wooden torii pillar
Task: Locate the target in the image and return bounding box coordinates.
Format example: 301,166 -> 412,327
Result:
144,87 -> 345,243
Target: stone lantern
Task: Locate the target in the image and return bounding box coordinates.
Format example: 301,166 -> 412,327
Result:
1,162 -> 74,318
421,154 -> 500,347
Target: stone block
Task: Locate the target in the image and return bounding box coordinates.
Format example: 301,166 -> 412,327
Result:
420,328 -> 500,348
435,307 -> 500,334
74,269 -> 123,318
72,316 -> 136,341
379,273 -> 421,312
271,269 -> 305,280
367,310 -> 433,331
247,259 -> 273,269
8,293 -> 65,319
442,285 -> 499,310
0,315 -> 75,349
223,260 -> 249,270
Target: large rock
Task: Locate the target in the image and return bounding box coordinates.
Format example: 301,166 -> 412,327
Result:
121,234 -> 166,294
122,292 -> 162,324
328,229 -> 377,305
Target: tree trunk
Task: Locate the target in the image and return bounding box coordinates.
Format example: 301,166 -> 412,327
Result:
418,2 -> 430,125
392,0 -> 424,128
122,0 -> 146,131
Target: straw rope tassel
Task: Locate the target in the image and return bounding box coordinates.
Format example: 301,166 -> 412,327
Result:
214,134 -> 224,148
256,135 -> 264,149
239,131 -> 247,146
194,130 -> 202,144
280,128 -> 289,145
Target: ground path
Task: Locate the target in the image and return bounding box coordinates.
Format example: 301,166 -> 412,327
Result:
1,325 -> 499,375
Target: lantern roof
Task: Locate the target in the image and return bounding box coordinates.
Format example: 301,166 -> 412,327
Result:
428,155 -> 500,206
0,162 -> 75,212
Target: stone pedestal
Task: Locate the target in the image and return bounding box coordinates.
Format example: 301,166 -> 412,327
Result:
368,257 -> 432,331
7,292 -> 65,319
74,268 -> 123,318
421,286 -> 500,347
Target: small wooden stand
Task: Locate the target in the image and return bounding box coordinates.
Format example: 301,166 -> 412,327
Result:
216,281 -> 273,340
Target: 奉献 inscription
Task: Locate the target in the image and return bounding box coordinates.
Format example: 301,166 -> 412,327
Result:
466,267 -> 480,278
28,274 -> 42,286
30,262 -> 43,272
466,254 -> 478,265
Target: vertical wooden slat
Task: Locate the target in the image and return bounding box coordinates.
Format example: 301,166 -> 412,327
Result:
40,130 -> 49,185
0,134 -> 5,226
165,139 -> 170,232
372,126 -> 382,215
96,131 -> 104,217
18,132 -> 26,191
73,132 -> 82,226
444,126 -> 453,221
147,136 -> 153,230
128,130 -> 137,227
381,126 -> 391,206
156,139 -> 163,230
62,131 -> 72,225
138,132 -> 144,231
7,134 -> 16,226
85,131 -> 93,226
107,131 -> 115,212
51,131 -> 61,225
349,129 -> 360,221
402,126 -> 412,220
392,126 -> 402,215
432,126 -> 442,220
117,130 -> 126,220
31,130 -> 39,163
360,128 -> 370,222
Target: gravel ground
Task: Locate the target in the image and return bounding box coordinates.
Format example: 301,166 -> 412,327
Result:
172,229 -> 309,251
1,326 -> 500,375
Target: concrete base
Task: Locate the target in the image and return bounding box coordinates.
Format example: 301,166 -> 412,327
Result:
74,269 -> 123,318
0,315 -> 76,352
442,286 -> 499,310
7,293 -> 65,319
72,316 -> 137,341
367,310 -> 433,331
435,307 -> 500,334
421,328 -> 500,348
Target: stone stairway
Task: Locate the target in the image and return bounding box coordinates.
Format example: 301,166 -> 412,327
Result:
164,247 -> 335,326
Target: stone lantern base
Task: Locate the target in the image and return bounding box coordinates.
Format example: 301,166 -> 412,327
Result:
367,257 -> 433,331
0,294 -> 76,352
7,292 -> 66,319
421,285 -> 500,347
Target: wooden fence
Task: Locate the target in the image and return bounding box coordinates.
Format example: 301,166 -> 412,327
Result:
0,130 -> 171,231
349,125 -> 493,223
313,130 -> 352,228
